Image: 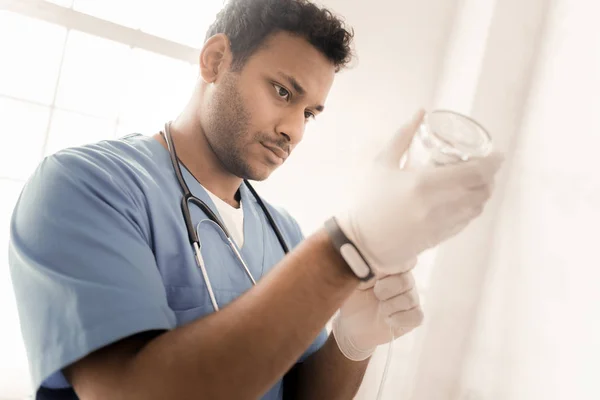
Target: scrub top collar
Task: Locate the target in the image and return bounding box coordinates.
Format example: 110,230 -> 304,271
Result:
144,134 -> 269,279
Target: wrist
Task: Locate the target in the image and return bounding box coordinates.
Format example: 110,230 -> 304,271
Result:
324,216 -> 375,282
332,313 -> 375,361
313,229 -> 361,284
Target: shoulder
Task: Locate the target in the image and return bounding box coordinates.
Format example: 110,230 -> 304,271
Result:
22,135 -> 164,206
11,135 -> 168,243
44,134 -> 164,191
253,194 -> 306,247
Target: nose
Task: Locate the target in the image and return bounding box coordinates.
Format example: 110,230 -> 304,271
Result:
276,108 -> 306,146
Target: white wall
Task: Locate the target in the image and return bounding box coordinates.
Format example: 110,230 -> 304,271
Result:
404,0 -> 552,398
473,0 -> 600,398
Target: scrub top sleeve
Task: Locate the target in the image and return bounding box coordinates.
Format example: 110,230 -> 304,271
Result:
289,216 -> 306,243
275,207 -> 306,246
8,151 -> 176,391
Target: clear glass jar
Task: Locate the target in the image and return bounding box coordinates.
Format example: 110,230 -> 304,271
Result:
407,110 -> 493,167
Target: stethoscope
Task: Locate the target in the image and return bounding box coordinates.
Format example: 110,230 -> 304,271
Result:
161,122 -> 290,312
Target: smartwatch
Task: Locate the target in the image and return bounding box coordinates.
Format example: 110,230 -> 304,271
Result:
324,217 -> 375,282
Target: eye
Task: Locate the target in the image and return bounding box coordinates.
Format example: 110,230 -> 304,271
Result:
304,111 -> 316,120
273,83 -> 290,101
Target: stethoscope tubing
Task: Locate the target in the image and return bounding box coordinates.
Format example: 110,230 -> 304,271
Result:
161,122 -> 288,311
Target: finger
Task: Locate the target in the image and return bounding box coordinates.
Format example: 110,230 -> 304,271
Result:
417,179 -> 492,227
379,288 -> 420,316
386,306 -> 424,330
373,270 -> 416,301
357,277 -> 379,290
468,182 -> 494,206
425,196 -> 490,242
375,255 -> 418,276
356,269 -> 391,290
377,109 -> 426,168
375,263 -> 408,275
359,257 -> 416,290
422,151 -> 504,189
425,152 -> 502,189
445,182 -> 495,211
469,180 -> 494,201
427,203 -> 487,245
404,257 -> 418,270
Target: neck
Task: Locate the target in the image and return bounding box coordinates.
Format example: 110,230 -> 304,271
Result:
153,95 -> 242,208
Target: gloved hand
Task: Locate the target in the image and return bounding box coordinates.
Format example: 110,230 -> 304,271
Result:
333,259 -> 423,361
336,109 -> 503,276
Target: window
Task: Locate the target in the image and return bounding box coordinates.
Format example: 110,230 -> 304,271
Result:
0,1 -> 217,396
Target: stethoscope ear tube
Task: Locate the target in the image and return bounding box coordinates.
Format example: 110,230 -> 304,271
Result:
164,122 -> 233,241
181,195 -> 199,245
243,179 -> 290,254
163,123 -> 192,196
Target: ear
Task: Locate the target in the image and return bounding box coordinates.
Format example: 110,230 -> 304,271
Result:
199,34 -> 232,83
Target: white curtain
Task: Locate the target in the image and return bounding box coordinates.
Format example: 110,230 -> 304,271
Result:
356,0 -> 600,398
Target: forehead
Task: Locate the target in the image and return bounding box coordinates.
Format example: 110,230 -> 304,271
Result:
240,32 -> 336,100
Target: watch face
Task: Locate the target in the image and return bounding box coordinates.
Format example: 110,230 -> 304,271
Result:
325,217 -> 373,281
340,243 -> 373,281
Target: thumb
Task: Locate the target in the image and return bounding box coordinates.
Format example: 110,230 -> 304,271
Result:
377,108 -> 426,167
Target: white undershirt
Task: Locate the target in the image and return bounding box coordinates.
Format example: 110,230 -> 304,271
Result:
203,188 -> 245,248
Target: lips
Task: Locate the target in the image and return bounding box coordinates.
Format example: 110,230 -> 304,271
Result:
262,143 -> 289,160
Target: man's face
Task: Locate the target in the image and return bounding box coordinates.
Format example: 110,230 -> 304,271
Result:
201,31 -> 336,181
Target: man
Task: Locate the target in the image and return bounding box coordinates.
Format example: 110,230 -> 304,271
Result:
9,0 -> 503,399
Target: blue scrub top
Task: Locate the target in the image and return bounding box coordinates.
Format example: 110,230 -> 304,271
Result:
8,134 -> 327,399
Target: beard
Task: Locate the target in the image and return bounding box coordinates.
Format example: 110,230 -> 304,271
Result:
203,73 -> 271,181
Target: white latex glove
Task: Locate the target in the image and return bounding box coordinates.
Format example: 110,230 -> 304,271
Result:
333,259 -> 422,361
336,109 -> 503,276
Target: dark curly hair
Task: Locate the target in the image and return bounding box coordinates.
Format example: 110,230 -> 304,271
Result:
205,0 -> 354,72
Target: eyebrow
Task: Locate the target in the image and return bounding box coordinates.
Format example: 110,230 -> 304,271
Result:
277,71 -> 325,112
